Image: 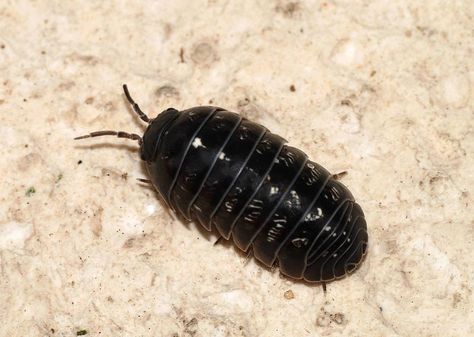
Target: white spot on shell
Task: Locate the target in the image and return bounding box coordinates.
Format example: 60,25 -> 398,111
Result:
192,137 -> 204,148
317,207 -> 323,217
270,186 -> 279,195
304,207 -> 323,221
292,237 -> 308,248
218,152 -> 230,161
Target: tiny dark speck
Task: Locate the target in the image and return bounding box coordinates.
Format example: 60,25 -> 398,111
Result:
290,84 -> 296,92
379,306 -> 383,312
0,44 -> 5,49
76,330 -> 88,336
78,160 -> 83,165
340,99 -> 352,106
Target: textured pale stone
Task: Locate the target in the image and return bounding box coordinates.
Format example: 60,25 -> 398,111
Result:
331,39 -> 366,67
0,221 -> 34,250
0,1 -> 472,336
436,74 -> 471,108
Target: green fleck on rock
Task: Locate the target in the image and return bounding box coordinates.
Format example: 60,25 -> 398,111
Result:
25,186 -> 36,197
76,330 -> 87,336
56,173 -> 63,183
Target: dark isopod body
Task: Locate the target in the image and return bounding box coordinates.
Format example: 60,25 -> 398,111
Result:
76,85 -> 368,283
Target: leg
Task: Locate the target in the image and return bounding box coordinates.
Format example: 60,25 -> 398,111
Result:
243,248 -> 253,266
137,178 -> 152,184
213,236 -> 224,246
331,171 -> 348,180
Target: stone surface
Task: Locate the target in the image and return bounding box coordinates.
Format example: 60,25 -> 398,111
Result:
0,1 -> 473,336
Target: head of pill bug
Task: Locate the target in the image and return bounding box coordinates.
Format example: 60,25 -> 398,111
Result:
140,108 -> 179,161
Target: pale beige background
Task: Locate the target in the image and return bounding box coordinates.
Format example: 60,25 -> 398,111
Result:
0,1 -> 473,336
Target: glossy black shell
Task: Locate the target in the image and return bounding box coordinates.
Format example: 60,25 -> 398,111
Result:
142,106 -> 368,282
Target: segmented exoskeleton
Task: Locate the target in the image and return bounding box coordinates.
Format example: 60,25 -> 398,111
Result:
75,85 -> 368,282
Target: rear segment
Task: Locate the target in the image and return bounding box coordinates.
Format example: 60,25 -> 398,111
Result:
276,180 -> 368,282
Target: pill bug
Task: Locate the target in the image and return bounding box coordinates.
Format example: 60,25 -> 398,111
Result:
75,85 -> 368,283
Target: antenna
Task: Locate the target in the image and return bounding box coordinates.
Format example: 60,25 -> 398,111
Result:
74,130 -> 142,145
123,84 -> 151,123
74,85 -> 150,145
